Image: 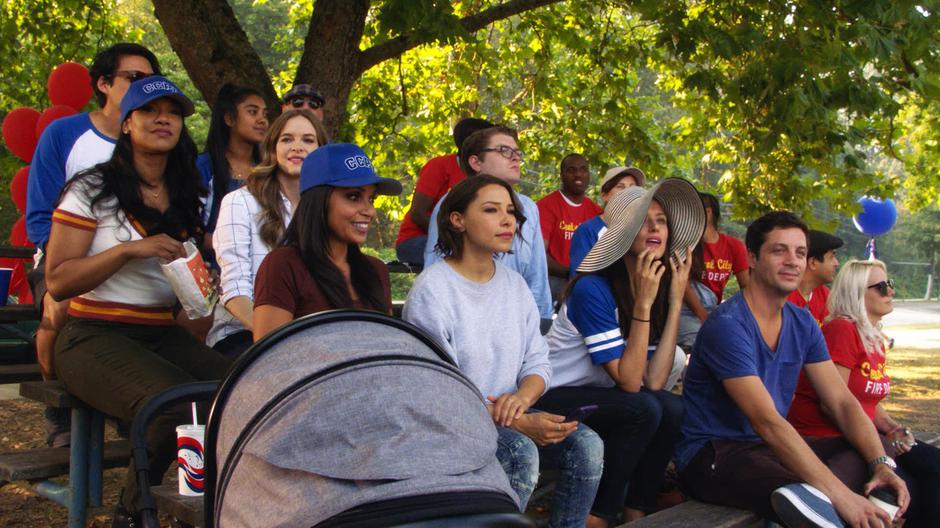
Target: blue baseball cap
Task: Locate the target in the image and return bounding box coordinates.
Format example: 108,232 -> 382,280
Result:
300,143 -> 402,196
119,75 -> 195,124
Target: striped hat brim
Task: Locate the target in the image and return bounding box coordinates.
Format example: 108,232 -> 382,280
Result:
576,178 -> 705,273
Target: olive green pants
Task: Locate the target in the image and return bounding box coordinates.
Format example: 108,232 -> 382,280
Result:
55,318 -> 231,512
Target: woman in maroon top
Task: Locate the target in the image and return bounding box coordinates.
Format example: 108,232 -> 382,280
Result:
252,143 -> 401,340
787,259 -> 940,527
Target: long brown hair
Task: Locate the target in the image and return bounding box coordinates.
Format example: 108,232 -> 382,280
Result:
246,109 -> 329,249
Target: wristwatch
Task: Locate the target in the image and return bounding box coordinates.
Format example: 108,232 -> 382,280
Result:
869,455 -> 897,472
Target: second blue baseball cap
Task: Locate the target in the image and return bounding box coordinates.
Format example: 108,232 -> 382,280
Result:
300,143 -> 402,196
119,75 -> 195,124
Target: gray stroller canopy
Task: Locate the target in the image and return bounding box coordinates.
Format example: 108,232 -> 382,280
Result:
211,311 -> 516,527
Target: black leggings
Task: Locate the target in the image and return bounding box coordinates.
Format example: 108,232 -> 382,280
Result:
536,386 -> 683,520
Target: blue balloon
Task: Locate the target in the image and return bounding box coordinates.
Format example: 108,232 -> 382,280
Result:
853,197 -> 897,237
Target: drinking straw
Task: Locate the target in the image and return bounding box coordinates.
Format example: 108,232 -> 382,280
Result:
191,402 -> 198,425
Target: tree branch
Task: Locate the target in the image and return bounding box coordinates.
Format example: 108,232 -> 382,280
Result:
358,0 -> 564,72
152,0 -> 277,111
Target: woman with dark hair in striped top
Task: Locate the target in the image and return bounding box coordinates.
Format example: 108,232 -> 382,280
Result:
538,178 -> 704,526
43,76 -> 230,526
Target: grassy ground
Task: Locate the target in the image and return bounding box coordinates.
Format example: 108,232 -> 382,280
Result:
880,346 -> 940,432
0,345 -> 936,526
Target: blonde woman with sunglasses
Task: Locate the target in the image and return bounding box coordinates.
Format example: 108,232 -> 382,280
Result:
788,259 -> 940,527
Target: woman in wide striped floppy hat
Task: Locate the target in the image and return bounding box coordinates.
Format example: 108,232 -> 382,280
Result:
535,177 -> 705,526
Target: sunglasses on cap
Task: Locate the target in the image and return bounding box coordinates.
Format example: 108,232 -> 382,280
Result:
867,279 -> 895,296
107,70 -> 153,83
288,97 -> 323,110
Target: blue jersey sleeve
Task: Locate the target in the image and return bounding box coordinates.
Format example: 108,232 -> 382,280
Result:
26,122 -> 72,248
567,275 -> 624,365
568,220 -> 600,277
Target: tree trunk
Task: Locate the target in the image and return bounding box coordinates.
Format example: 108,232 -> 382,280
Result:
152,0 -> 278,113
152,0 -> 565,137
295,0 -> 371,136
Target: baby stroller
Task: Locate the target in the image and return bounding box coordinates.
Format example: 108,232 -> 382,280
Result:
203,309 -> 532,527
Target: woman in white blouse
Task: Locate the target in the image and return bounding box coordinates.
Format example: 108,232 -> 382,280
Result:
208,109 -> 328,356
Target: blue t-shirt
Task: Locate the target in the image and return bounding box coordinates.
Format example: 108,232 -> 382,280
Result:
568,215 -> 606,277
675,293 -> 830,469
26,113 -> 116,249
197,152 -> 245,231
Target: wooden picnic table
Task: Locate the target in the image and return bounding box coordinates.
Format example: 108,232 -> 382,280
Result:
0,245 -> 35,260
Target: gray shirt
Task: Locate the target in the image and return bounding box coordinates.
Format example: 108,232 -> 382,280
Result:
403,261 -> 552,399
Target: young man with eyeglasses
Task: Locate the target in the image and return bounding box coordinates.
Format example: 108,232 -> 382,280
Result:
787,230 -> 843,325
677,211 -> 908,528
25,43 -> 161,448
280,84 -> 325,121
423,126 -> 553,324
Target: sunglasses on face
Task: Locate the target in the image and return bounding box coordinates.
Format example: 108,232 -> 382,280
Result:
108,70 -> 153,83
288,97 -> 323,109
867,279 -> 895,296
480,145 -> 524,161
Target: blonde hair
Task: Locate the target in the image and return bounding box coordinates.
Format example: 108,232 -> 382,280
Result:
826,259 -> 887,352
246,109 -> 329,249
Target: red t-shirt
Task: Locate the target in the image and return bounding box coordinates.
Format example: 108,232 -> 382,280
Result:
700,233 -> 748,302
396,154 -> 465,245
536,191 -> 602,268
254,246 -> 392,317
787,318 -> 890,437
787,285 -> 830,326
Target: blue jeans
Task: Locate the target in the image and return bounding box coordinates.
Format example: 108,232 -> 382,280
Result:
395,235 -> 427,266
497,423 -> 604,527
536,387 -> 683,521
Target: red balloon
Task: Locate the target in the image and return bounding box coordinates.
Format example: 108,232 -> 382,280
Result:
10,216 -> 33,248
48,62 -> 93,111
36,105 -> 78,138
1,107 -> 40,163
10,166 -> 29,214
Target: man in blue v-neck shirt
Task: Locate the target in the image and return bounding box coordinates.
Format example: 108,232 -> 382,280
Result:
676,211 -> 907,528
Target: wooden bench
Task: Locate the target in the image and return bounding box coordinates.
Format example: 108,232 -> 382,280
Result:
0,362 -> 42,384
0,381 -> 131,528
152,484 -> 203,526
139,431 -> 940,528
622,431 -> 940,528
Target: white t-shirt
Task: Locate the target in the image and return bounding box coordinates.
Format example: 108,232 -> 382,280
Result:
53,175 -> 177,325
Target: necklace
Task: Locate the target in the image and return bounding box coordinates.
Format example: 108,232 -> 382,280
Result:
140,180 -> 164,199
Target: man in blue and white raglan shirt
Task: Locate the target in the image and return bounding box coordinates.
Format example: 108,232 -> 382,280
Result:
423,125 -> 553,326
25,43 -> 160,448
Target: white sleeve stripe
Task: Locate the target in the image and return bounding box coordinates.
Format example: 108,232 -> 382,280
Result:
584,328 -> 621,345
588,339 -> 624,353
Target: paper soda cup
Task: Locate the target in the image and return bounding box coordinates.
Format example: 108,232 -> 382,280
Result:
177,424 -> 205,496
868,487 -> 900,519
